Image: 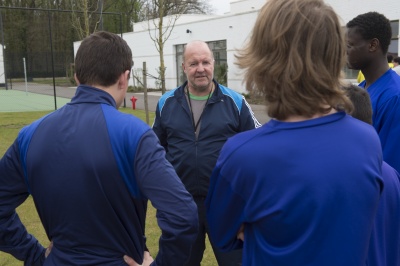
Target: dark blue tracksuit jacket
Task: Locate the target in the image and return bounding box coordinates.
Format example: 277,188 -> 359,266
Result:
0,85 -> 198,265
153,81 -> 261,198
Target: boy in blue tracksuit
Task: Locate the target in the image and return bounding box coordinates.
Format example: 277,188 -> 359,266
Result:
343,84 -> 400,266
346,12 -> 400,173
0,31 -> 198,265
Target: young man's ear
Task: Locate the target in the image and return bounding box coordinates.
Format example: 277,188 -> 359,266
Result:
369,38 -> 379,53
119,70 -> 130,90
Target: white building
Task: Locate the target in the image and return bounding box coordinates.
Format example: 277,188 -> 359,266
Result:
75,0 -> 400,93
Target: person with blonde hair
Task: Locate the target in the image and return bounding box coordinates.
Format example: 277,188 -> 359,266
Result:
205,0 -> 383,265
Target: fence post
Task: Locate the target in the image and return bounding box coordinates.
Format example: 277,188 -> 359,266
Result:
0,10 -> 7,90
23,57 -> 28,95
143,62 -> 149,125
47,10 -> 57,110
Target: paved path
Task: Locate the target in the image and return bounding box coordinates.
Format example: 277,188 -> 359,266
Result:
125,91 -> 270,124
8,82 -> 271,124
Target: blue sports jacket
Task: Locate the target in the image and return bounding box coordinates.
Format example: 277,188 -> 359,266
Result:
359,69 -> 400,173
0,85 -> 198,265
153,80 -> 261,197
206,112 -> 383,265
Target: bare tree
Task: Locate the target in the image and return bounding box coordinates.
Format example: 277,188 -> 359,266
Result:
142,0 -> 211,94
70,0 -> 103,39
102,0 -> 146,32
182,0 -> 213,14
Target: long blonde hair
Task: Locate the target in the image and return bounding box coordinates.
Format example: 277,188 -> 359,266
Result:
236,0 -> 352,120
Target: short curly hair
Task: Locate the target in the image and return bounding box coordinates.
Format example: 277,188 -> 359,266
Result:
346,12 -> 392,54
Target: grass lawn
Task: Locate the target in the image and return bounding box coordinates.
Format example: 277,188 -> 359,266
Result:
0,108 -> 217,265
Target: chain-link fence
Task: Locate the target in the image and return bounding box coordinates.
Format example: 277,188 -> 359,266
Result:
0,6 -> 122,112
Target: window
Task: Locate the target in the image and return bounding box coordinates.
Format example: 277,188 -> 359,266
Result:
175,44 -> 185,85
389,20 -> 399,56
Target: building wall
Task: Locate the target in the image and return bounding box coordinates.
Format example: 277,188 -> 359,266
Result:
74,0 -> 400,94
326,0 -> 400,22
123,9 -> 264,93
229,0 -> 265,14
123,11 -> 259,92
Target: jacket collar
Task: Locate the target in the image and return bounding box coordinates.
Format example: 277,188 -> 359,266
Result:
176,79 -> 222,102
70,85 -> 117,108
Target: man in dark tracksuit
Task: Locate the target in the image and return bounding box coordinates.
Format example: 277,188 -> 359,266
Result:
153,40 -> 261,266
0,31 -> 198,266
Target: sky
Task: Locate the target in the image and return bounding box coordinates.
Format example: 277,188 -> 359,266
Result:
208,0 -> 230,15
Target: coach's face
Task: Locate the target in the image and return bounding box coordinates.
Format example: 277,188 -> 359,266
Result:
182,42 -> 214,95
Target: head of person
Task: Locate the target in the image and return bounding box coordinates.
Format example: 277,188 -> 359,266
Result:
235,0 -> 352,121
343,84 -> 372,125
346,12 -> 392,71
74,31 -> 133,106
182,40 -> 215,95
387,54 -> 394,63
393,57 -> 400,67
